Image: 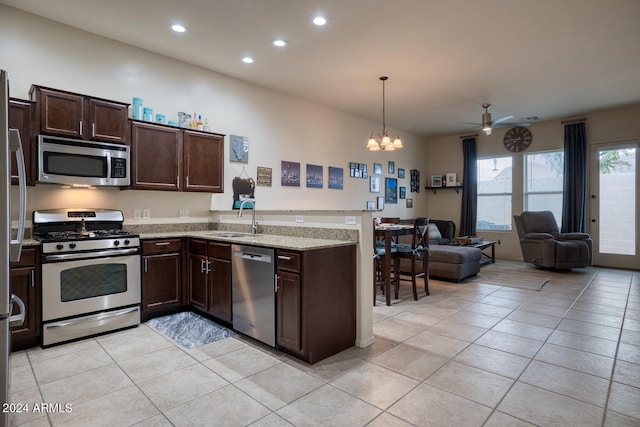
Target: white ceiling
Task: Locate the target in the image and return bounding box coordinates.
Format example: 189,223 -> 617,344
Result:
3,0 -> 640,138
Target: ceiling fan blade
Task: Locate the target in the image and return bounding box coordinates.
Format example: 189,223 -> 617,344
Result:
493,122 -> 530,128
492,115 -> 514,125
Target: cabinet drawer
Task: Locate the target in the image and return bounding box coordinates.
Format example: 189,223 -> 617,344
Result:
188,239 -> 208,256
208,242 -> 231,260
142,239 -> 182,255
11,247 -> 36,268
276,250 -> 300,272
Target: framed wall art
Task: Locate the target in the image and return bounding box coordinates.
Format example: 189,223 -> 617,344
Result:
256,166 -> 272,186
377,196 -> 384,210
328,166 -> 344,189
281,161 -> 300,186
306,164 -> 323,188
399,186 -> 406,199
385,177 -> 398,204
431,175 -> 442,187
370,175 -> 380,193
398,168 -> 405,179
366,200 -> 376,210
373,163 -> 383,175
388,161 -> 395,174
446,173 -> 457,187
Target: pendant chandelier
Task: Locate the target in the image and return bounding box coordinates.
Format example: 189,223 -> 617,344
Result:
367,76 -> 403,151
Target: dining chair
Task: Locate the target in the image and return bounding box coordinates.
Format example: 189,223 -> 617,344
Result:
372,219 -> 400,305
396,217 -> 430,300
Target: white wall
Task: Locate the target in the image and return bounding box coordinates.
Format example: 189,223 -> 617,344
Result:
1,4 -> 429,224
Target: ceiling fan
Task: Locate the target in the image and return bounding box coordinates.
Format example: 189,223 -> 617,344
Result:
469,103 -> 529,135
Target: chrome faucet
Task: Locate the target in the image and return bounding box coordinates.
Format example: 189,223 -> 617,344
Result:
238,198 -> 257,234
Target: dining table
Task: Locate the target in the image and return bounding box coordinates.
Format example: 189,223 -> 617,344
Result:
374,223 -> 414,306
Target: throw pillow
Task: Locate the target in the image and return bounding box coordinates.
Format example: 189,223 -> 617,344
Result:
427,223 -> 442,240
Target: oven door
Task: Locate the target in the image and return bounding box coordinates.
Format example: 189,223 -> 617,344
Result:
41,251 -> 141,322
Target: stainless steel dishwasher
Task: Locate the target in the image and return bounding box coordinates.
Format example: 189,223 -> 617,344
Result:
232,244 -> 276,347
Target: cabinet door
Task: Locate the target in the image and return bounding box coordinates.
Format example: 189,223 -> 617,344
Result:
209,258 -> 232,322
10,266 -> 38,341
131,122 -> 182,190
142,253 -> 181,312
38,88 -> 84,138
183,131 -> 224,192
188,253 -> 208,310
276,270 -> 302,353
88,99 -> 128,144
8,99 -> 34,186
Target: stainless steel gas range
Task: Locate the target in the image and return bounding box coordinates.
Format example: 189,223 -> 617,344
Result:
33,209 -> 141,346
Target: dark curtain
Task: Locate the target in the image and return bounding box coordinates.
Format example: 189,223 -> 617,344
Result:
460,137 -> 477,236
561,122 -> 587,233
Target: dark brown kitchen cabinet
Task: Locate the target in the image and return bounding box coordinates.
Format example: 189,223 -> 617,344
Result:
141,239 -> 184,320
276,245 -> 356,364
130,121 -> 224,192
8,98 -> 35,186
130,121 -> 182,190
10,247 -> 40,351
30,86 -> 129,144
188,239 -> 232,323
183,131 -> 224,192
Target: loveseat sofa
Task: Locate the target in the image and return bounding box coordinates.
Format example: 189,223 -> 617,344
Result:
399,219 -> 481,282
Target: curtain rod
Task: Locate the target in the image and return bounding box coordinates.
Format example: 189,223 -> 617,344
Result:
561,117 -> 586,124
459,133 -> 478,139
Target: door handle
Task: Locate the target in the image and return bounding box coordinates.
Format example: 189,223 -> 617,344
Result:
9,294 -> 26,328
9,129 -> 26,262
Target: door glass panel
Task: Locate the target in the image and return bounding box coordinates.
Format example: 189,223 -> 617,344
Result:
598,148 -> 636,255
60,264 -> 128,302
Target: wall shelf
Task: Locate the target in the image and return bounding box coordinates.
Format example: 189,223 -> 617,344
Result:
425,185 -> 462,194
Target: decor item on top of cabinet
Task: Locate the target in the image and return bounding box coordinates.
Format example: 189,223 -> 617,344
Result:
328,167 -> 344,189
398,168 -> 405,179
256,166 -> 272,186
385,177 -> 398,204
370,175 -> 380,193
230,135 -> 249,163
431,175 -> 442,187
281,161 -> 301,186
373,163 -> 382,175
232,169 -> 255,209
306,164 -> 323,188
400,187 -> 406,199
410,169 -> 420,193
445,173 -> 457,187
388,161 -> 395,174
406,198 -> 413,208
349,162 -> 367,178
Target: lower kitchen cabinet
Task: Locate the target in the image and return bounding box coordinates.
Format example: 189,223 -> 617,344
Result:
188,239 -> 232,323
141,239 -> 184,320
276,245 -> 356,364
10,247 -> 40,351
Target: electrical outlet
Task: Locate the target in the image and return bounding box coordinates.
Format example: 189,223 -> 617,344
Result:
295,215 -> 304,223
345,216 -> 357,225
142,209 -> 150,219
133,209 -> 142,220
179,209 -> 189,219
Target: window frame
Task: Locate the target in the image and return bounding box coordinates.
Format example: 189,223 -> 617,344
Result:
476,155 -> 513,232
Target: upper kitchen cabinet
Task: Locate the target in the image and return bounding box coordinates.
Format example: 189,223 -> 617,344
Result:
183,131 -> 224,192
8,98 -> 35,186
130,121 -> 224,192
30,86 -> 129,144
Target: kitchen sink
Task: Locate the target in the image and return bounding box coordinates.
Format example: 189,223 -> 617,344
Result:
207,232 -> 251,238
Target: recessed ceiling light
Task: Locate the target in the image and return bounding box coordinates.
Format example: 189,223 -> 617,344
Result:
171,23 -> 187,33
272,38 -> 287,47
242,56 -> 254,64
312,16 -> 327,26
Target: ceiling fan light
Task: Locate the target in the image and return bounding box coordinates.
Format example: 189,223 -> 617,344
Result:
484,128 -> 492,135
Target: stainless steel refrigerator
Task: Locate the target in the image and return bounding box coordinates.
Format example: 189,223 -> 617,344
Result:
1,69 -> 27,426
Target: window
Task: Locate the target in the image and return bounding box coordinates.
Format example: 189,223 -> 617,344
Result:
524,150 -> 564,225
477,157 -> 513,231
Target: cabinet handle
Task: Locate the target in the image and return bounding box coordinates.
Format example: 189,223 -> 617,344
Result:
144,258 -> 148,273
200,259 -> 206,273
30,270 -> 35,288
186,176 -> 189,189
206,260 -> 212,273
155,242 -> 171,246
274,274 -> 279,293
278,255 -> 292,261
79,120 -> 83,135
92,123 -> 96,137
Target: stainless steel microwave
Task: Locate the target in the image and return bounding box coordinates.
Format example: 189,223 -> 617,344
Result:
38,135 -> 130,186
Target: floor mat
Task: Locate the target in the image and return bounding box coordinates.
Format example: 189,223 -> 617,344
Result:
147,311 -> 235,348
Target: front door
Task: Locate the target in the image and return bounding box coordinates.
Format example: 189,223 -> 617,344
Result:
589,142 -> 639,268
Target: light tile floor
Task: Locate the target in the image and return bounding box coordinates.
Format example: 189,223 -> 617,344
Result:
8,265 -> 640,426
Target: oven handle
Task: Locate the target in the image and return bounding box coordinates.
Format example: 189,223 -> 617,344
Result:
45,307 -> 139,328
44,247 -> 139,262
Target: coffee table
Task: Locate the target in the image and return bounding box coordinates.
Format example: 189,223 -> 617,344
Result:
450,240 -> 497,266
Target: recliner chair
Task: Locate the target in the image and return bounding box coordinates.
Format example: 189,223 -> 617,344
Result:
513,211 -> 592,269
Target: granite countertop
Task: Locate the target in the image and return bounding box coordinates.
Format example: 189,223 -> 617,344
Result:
138,230 -> 356,251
